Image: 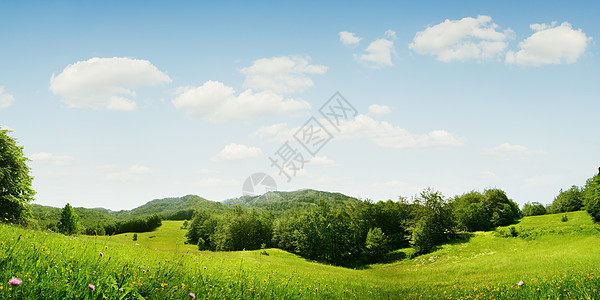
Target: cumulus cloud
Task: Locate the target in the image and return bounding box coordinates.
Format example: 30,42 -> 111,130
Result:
368,104 -> 392,116
172,81 -> 310,123
384,29 -> 397,39
240,56 -> 327,94
409,15 -> 513,62
104,165 -> 152,182
355,38 -> 396,68
50,57 -> 171,111
482,142 -> 545,157
253,115 -> 465,149
0,86 -> 15,108
30,152 -> 75,166
339,31 -> 362,46
211,143 -> 262,162
506,22 -> 591,66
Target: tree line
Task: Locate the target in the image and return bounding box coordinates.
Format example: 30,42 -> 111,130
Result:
186,188 -> 521,266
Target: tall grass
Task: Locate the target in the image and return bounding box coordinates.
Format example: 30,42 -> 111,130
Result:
1,211 -> 600,299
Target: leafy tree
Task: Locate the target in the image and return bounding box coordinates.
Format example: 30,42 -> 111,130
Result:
522,202 -> 546,216
451,191 -> 491,232
0,129 -> 35,222
410,188 -> 453,254
58,203 -> 80,235
549,186 -> 584,213
583,172 -> 600,222
484,189 -> 520,227
364,227 -> 389,262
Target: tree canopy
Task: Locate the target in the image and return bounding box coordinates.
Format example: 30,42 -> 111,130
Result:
0,129 -> 35,222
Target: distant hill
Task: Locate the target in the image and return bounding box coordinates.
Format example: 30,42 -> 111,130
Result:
223,189 -> 360,212
30,189 -> 360,227
111,194 -> 226,220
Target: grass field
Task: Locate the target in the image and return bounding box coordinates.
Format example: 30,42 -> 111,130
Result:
2,211 -> 600,299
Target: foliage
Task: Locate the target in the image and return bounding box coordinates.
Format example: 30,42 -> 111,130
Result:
584,173 -> 600,222
549,185 -> 584,213
364,227 -> 389,262
522,202 -> 546,216
483,188 -> 521,227
58,203 -> 80,235
0,129 -> 35,222
212,207 -> 273,251
451,191 -> 491,231
410,188 -> 454,254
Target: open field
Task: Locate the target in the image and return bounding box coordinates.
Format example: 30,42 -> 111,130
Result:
2,211 -> 600,299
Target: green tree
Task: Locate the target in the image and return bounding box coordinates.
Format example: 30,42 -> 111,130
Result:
522,202 -> 546,216
364,227 -> 389,262
583,172 -> 600,222
549,186 -> 583,213
451,191 -> 491,232
0,129 -> 35,222
484,189 -> 520,227
58,203 -> 79,235
410,188 -> 453,254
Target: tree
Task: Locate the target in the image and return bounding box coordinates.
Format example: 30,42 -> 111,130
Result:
583,172 -> 600,222
364,227 -> 389,262
0,129 -> 35,222
522,202 -> 546,216
410,188 -> 453,254
549,186 -> 583,213
451,191 -> 491,232
483,189 -> 520,227
58,203 -> 79,235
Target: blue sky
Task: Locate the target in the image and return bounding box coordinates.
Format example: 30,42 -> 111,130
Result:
1,1 -> 598,210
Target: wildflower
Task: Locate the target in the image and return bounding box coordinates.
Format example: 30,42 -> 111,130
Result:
100,252 -> 104,257
88,284 -> 95,291
189,292 -> 196,299
203,267 -> 207,270
518,281 -> 524,286
8,278 -> 22,286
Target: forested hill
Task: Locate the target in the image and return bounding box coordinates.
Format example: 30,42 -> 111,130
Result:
31,189 -> 360,227
112,194 -> 226,220
223,189 -> 360,212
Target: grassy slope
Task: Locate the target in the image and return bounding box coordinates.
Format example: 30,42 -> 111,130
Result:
2,211 -> 600,299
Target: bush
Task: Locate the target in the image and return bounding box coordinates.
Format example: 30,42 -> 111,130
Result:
132,233 -> 138,241
364,227 -> 389,262
561,214 -> 569,222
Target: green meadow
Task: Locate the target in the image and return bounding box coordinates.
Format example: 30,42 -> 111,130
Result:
2,211 -> 600,299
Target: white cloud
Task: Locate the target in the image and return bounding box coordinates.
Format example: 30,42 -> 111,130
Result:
339,31 -> 362,46
211,143 -> 262,162
172,81 -> 310,123
409,15 -> 513,62
307,156 -> 337,167
210,89 -> 310,123
30,152 -> 75,166
482,142 -> 545,157
172,80 -> 235,118
506,22 -> 591,66
251,123 -> 293,142
368,104 -> 392,116
196,168 -> 213,175
50,57 -> 171,111
0,86 -> 15,108
355,38 -> 395,68
253,114 -> 465,149
335,115 -> 465,148
105,165 -> 152,182
240,56 -> 327,94
384,29 -> 397,39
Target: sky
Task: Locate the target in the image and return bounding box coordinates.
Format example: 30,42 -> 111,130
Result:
1,1 -> 599,210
